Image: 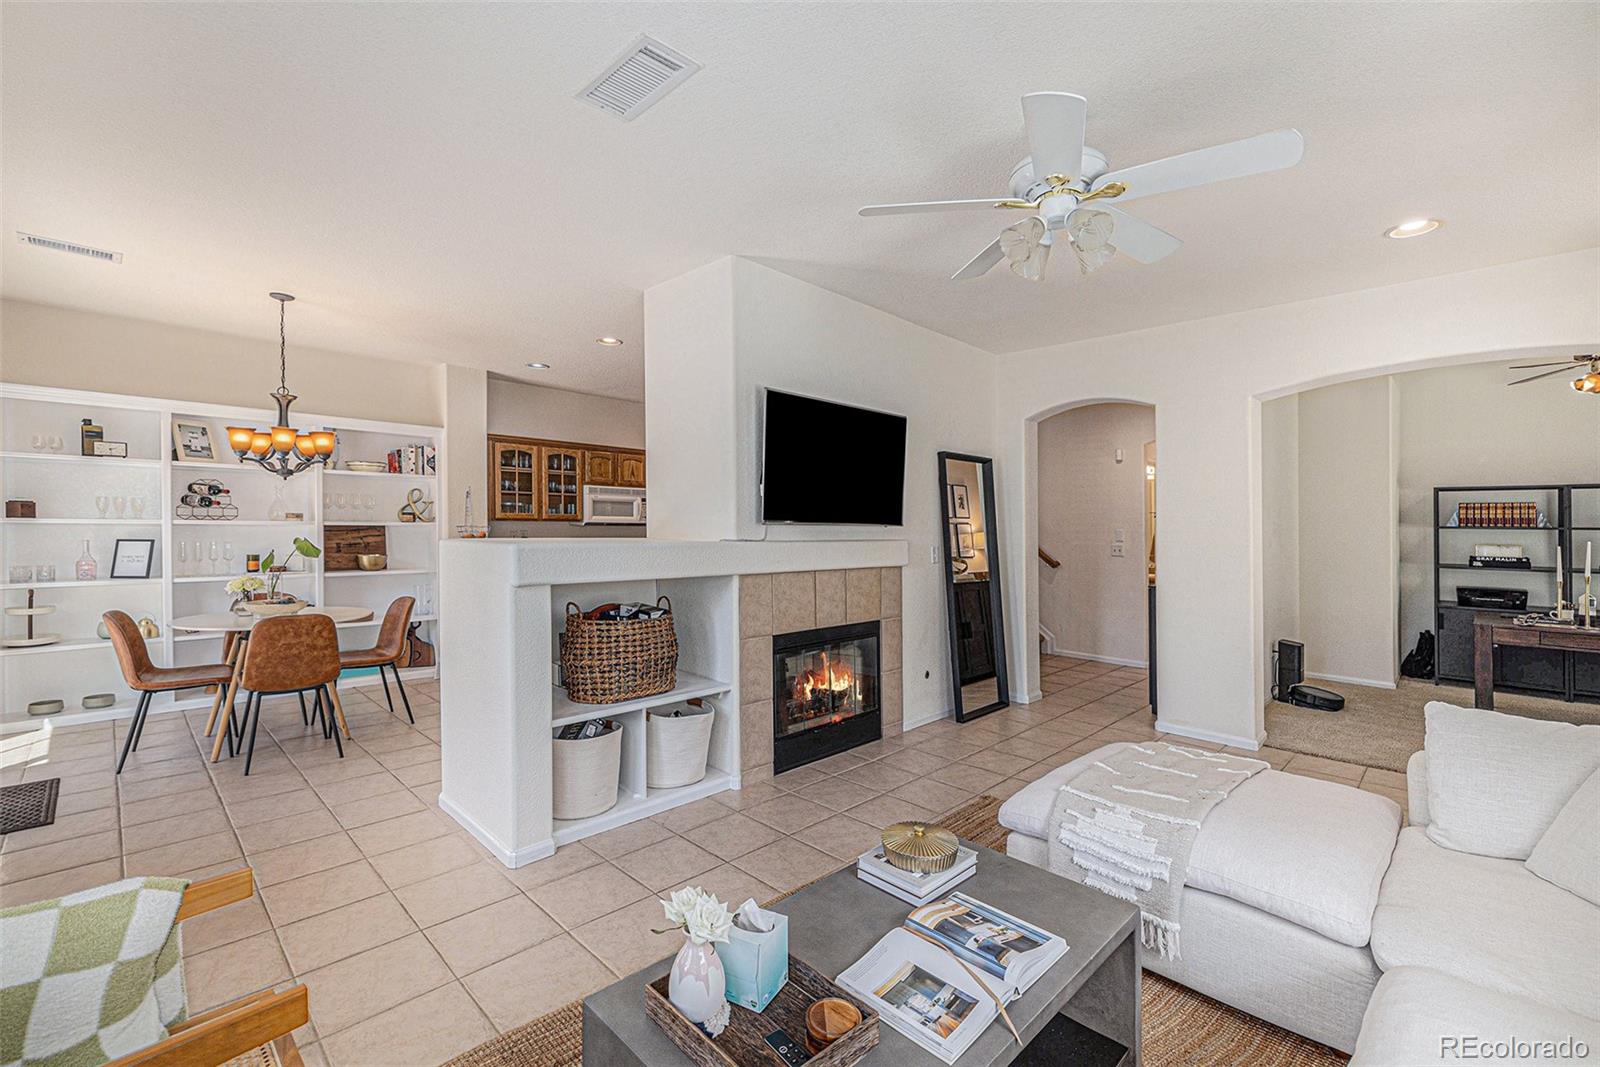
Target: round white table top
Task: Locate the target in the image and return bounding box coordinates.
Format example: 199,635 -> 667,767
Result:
170,606 -> 375,632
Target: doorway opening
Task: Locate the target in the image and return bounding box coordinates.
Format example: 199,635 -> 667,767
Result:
1035,402 -> 1156,710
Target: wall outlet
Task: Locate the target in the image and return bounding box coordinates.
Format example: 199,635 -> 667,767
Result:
929,545 -> 940,564
1113,528 -> 1126,543
1111,543 -> 1125,557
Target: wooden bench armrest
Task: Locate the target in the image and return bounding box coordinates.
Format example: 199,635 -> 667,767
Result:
176,868 -> 253,922
105,985 -> 308,1067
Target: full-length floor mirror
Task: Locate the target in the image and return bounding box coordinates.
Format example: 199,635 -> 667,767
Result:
938,452 -> 1009,721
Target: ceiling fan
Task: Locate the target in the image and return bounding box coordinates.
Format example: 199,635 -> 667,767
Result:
1508,354 -> 1600,393
858,92 -> 1304,282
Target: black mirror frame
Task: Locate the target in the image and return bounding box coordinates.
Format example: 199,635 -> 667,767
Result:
937,451 -> 1010,722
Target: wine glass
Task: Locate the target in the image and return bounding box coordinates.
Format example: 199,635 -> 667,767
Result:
47,434 -> 64,453
176,540 -> 189,577
112,496 -> 126,518
191,541 -> 203,575
130,497 -> 145,519
333,492 -> 348,517
95,495 -> 110,518
208,541 -> 220,576
362,494 -> 376,519
323,491 -> 333,515
29,433 -> 45,452
222,541 -> 235,573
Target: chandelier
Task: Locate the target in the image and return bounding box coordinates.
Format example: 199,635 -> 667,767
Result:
226,293 -> 335,478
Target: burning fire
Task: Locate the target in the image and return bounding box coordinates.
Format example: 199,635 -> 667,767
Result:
793,652 -> 861,709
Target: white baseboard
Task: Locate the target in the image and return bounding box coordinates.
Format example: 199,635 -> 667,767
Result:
1038,624 -> 1058,656
1054,649 -> 1149,669
438,792 -> 555,869
1156,718 -> 1264,751
1306,672 -> 1395,691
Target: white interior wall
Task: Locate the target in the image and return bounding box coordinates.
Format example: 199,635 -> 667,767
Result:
1035,403 -> 1156,666
1260,394 -> 1301,690
996,248 -> 1598,749
643,257 -> 996,729
1294,376 -> 1398,687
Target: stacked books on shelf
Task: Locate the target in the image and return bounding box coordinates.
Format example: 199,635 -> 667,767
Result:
856,844 -> 978,905
385,444 -> 437,476
1452,501 -> 1542,528
1469,544 -> 1532,570
838,893 -> 1067,1063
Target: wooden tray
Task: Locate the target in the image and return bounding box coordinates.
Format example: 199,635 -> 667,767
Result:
645,955 -> 879,1067
324,525 -> 387,571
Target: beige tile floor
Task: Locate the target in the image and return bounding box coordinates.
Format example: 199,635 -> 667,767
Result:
0,657 -> 1404,1066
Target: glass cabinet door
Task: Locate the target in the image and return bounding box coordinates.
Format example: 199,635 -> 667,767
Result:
492,441 -> 538,519
541,446 -> 583,520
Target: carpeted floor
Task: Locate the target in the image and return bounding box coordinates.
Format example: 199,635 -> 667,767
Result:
447,796 -> 1347,1067
1265,677 -> 1600,772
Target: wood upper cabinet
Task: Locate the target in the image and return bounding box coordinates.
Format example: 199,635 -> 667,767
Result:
617,451 -> 645,488
490,437 -> 539,520
540,445 -> 583,521
584,450 -> 617,486
486,434 -> 643,520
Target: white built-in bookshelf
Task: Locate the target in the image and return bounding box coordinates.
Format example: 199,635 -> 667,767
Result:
0,384 -> 443,729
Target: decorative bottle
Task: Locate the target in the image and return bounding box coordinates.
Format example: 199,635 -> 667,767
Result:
268,486 -> 287,522
75,540 -> 97,581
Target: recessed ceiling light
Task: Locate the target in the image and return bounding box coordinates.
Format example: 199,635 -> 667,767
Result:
525,362 -> 550,370
596,336 -> 624,346
1385,218 -> 1442,239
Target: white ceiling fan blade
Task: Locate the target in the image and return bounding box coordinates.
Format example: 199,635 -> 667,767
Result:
1093,128 -> 1304,204
1021,92 -> 1088,181
859,198 -> 1015,217
1091,206 -> 1183,264
951,237 -> 1004,281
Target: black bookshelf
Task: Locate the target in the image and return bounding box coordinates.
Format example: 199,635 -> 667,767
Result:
1432,484 -> 1598,703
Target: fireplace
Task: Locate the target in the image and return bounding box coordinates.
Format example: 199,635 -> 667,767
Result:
772,620 -> 882,774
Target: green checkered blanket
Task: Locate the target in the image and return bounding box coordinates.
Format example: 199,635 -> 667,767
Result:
1,877 -> 190,1067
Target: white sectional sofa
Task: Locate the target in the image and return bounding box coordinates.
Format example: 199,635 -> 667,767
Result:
997,702 -> 1600,1061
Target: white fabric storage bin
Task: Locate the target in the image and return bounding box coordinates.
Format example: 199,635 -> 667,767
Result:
552,721 -> 623,820
646,703 -> 715,789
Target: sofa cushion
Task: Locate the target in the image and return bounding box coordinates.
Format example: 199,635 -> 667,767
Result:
1371,827 -> 1600,1019
1423,701 -> 1600,860
1526,766 -> 1600,907
1351,967 -> 1600,1066
999,744 -> 1401,946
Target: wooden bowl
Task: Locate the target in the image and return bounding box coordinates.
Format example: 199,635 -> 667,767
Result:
244,599 -> 306,617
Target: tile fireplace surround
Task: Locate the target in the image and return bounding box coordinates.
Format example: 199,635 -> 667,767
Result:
738,568 -> 903,783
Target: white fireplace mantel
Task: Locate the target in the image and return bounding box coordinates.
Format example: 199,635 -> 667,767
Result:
437,537 -> 908,867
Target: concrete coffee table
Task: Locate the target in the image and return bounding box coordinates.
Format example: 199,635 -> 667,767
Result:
583,842 -> 1142,1066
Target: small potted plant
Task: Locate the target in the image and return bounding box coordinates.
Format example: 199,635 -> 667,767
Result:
238,537 -> 321,616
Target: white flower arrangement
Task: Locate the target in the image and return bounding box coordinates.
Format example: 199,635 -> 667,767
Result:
225,576 -> 265,596
658,886 -> 733,945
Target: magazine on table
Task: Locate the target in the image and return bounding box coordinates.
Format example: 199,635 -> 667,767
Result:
836,893 -> 1067,1063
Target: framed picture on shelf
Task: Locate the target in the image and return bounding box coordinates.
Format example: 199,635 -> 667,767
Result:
172,421 -> 216,462
949,483 -> 971,519
110,538 -> 156,579
951,521 -> 976,560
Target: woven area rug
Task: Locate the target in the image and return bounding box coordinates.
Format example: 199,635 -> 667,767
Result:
1266,677 -> 1599,772
0,778 -> 60,835
448,794 -> 1346,1067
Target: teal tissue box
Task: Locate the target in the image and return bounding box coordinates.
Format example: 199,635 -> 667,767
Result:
715,908 -> 788,1012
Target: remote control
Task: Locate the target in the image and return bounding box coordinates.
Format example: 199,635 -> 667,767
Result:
763,1029 -> 812,1065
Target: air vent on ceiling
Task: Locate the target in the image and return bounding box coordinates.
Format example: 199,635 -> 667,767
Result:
17,232 -> 123,264
577,35 -> 700,121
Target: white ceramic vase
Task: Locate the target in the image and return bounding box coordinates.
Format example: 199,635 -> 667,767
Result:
667,936 -> 725,1025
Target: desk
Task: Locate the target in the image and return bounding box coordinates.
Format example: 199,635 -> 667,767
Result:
1473,613 -> 1600,709
172,606 -> 373,761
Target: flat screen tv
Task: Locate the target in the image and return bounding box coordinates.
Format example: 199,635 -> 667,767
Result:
761,389 -> 907,525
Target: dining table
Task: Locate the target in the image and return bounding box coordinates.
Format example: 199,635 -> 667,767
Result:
170,606 -> 375,762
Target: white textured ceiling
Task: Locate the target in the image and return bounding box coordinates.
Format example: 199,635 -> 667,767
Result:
3,3 -> 1595,402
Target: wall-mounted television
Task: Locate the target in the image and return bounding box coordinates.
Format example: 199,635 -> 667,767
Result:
761,389 -> 907,526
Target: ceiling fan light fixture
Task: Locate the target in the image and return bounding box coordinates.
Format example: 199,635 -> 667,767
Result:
1385,218 -> 1442,239
1574,371 -> 1600,393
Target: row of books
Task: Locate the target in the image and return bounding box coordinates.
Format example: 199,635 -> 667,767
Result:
385,444 -> 437,476
1452,501 -> 1541,528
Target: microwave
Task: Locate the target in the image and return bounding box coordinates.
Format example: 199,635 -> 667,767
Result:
581,485 -> 646,525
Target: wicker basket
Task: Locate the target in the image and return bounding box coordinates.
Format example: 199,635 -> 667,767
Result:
551,721 -> 623,820
561,597 -> 678,704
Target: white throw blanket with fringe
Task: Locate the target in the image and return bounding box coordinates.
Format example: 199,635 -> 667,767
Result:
1045,742 -> 1267,961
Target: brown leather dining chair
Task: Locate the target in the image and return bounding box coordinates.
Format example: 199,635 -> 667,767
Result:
339,596 -> 417,723
237,613 -> 345,774
104,611 -> 237,775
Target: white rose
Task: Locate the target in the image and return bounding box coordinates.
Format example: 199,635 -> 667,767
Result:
660,886 -> 703,928
685,894 -> 732,945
